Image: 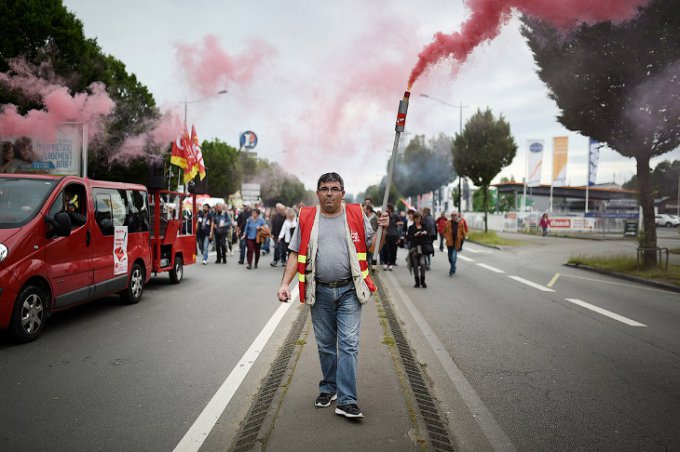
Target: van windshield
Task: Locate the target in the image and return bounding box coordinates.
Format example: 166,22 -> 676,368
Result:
0,177 -> 57,228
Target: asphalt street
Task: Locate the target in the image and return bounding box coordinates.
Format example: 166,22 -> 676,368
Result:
0,234 -> 678,451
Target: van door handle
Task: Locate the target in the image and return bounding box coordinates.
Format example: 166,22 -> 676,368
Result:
86,230 -> 91,247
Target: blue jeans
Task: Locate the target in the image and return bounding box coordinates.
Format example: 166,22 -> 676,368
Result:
202,236 -> 211,262
239,237 -> 247,263
310,283 -> 362,406
447,246 -> 458,275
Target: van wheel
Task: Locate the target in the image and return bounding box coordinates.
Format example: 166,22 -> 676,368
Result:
10,285 -> 48,343
169,256 -> 183,284
121,263 -> 144,305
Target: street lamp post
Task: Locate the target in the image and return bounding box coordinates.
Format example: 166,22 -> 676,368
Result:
181,89 -> 228,129
419,93 -> 468,211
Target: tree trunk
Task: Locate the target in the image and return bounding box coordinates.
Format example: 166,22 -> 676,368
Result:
636,155 -> 657,269
483,185 -> 488,233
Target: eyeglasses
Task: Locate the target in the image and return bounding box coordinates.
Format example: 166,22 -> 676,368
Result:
317,186 -> 343,194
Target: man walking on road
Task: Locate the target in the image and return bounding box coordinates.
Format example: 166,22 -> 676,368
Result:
270,203 -> 287,267
236,204 -> 251,264
277,172 -> 387,420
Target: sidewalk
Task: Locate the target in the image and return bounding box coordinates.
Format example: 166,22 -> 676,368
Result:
229,280 -> 445,452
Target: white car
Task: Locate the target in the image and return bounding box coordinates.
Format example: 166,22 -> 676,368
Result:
655,214 -> 680,227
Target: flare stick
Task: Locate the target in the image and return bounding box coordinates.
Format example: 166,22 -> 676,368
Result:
373,91 -> 410,253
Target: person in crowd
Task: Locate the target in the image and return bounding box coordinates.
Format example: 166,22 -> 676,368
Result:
444,212 -> 465,277
261,209 -> 272,255
243,208 -> 266,269
1,141 -> 18,173
457,212 -> 468,250
403,209 -> 415,249
363,204 -> 378,273
270,203 -> 287,267
363,197 -> 372,209
213,204 -> 229,264
236,204 -> 252,264
277,172 -> 388,420
278,207 -> 298,263
407,211 -> 431,288
197,203 -> 214,265
540,213 -> 551,237
436,212 -> 448,252
383,203 -> 402,271
421,207 -> 436,270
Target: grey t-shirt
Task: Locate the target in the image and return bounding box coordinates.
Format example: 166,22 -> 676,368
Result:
289,210 -> 375,283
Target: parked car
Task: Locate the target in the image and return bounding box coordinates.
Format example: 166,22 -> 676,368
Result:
655,214 -> 680,227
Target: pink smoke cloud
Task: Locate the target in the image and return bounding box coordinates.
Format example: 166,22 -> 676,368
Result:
408,0 -> 652,88
175,34 -> 276,96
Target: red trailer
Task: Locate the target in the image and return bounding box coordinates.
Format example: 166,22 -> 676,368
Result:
148,189 -> 197,283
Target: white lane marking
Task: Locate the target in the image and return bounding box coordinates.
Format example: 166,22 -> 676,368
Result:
561,273 -> 678,295
458,254 -> 475,262
173,286 -> 298,452
508,276 -> 555,292
476,263 -> 505,274
565,298 -> 647,327
384,272 -> 516,452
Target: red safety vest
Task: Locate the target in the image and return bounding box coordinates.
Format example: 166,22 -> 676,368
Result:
296,204 -> 377,303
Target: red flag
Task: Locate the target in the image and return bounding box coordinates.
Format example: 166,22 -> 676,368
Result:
191,125 -> 206,180
170,131 -> 189,169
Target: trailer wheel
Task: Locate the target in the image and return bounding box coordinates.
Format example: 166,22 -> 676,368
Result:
169,256 -> 183,284
120,263 -> 144,304
9,284 -> 48,343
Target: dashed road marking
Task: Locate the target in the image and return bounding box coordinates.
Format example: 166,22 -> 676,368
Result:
565,298 -> 647,327
465,247 -> 491,254
508,275 -> 555,292
458,255 -> 475,262
476,263 -> 505,273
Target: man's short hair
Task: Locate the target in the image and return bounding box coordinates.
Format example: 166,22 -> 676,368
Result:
317,172 -> 344,190
387,203 -> 394,212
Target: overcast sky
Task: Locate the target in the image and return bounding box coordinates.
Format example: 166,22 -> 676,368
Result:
63,0 -> 679,194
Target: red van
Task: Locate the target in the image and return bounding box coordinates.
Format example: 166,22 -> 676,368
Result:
0,174 -> 152,342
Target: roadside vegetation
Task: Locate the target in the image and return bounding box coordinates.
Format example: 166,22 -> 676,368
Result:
568,254 -> 680,287
467,230 -> 524,247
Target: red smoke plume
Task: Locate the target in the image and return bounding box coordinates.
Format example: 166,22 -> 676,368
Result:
0,59 -> 115,140
175,34 -> 276,96
407,0 -> 651,89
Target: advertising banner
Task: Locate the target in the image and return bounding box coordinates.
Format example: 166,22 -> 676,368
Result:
113,226 -> 129,276
1,123 -> 83,176
588,138 -> 601,186
527,139 -> 544,187
552,136 -> 568,187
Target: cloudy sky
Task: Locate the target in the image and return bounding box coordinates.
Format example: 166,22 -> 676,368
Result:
63,0 -> 679,194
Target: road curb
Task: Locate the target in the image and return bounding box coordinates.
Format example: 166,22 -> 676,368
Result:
466,240 -> 503,250
564,263 -> 680,293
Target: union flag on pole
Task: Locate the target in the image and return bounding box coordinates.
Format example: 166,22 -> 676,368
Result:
191,125 -> 206,181
170,129 -> 190,170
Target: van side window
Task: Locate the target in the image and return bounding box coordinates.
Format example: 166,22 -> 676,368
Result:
93,188 -> 126,236
127,190 -> 149,233
48,183 -> 87,229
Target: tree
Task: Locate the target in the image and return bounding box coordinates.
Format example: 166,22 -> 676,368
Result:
623,159 -> 680,200
201,139 -> 242,197
453,109 -> 517,232
521,0 -> 680,266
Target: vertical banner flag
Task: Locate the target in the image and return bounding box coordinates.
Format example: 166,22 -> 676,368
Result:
552,136 -> 569,186
113,226 -> 128,276
588,138 -> 601,186
527,139 -> 544,187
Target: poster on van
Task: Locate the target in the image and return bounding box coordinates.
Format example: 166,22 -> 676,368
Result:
114,226 -> 128,275
1,123 -> 83,176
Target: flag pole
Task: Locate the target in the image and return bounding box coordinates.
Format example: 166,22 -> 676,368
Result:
373,91 -> 410,254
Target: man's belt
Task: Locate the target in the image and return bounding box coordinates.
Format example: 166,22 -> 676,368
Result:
317,278 -> 353,288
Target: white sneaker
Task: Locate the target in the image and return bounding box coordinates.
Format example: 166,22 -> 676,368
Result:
202,260 -> 207,265
383,265 -> 388,270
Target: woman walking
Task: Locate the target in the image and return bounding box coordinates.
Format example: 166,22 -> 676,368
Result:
540,213 -> 551,237
406,211 -> 431,288
243,208 -> 266,269
443,212 -> 465,277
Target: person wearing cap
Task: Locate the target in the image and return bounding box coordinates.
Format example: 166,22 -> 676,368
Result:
64,192 -> 86,227
276,172 -> 388,420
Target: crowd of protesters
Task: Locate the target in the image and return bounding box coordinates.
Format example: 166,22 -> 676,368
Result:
194,197 -> 469,288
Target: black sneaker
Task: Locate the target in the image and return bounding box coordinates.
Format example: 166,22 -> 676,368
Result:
335,403 -> 363,419
315,393 -> 337,408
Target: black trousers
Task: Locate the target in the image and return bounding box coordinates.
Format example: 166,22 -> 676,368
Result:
385,235 -> 399,265
215,232 -> 227,262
